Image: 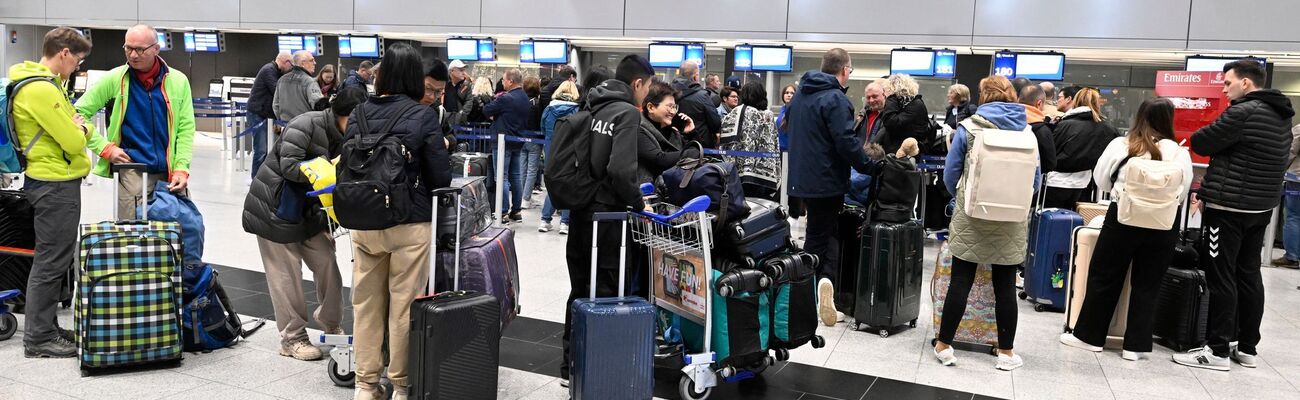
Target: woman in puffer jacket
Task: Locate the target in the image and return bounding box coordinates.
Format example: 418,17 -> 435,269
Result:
1043,87 -> 1120,210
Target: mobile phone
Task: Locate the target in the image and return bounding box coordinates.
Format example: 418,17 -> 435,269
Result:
671,113 -> 689,131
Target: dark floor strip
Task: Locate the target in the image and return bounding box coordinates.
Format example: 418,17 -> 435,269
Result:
211,264 -> 990,400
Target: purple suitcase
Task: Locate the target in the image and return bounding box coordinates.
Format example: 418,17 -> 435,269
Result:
434,227 -> 520,330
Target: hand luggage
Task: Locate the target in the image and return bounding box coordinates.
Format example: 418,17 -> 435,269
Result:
957,117 -> 1039,222
433,226 -> 520,330
717,198 -> 792,267
714,262 -> 771,297
676,270 -> 772,370
570,212 -> 655,400
834,205 -> 867,314
1063,221 -> 1132,345
1023,207 -> 1083,312
76,163 -> 184,376
1153,267 -> 1208,352
661,145 -> 750,225
918,162 -> 953,232
852,219 -> 924,337
0,187 -> 72,310
930,233 -> 998,351
180,263 -> 261,351
868,156 -> 923,224
409,187 -> 501,400
761,251 -> 825,350
435,176 -> 492,251
450,152 -> 493,179
1075,202 -> 1108,226
333,102 -> 424,231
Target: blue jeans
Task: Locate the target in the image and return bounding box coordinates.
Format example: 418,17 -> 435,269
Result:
1285,195 -> 1300,261
502,147 -> 525,214
247,113 -> 268,179
521,143 -> 543,202
541,195 -> 570,224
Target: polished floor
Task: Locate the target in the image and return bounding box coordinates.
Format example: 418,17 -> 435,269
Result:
2,134 -> 1299,399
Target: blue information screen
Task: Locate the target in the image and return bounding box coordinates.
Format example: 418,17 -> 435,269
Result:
519,40 -> 535,63
685,44 -> 705,69
933,50 -> 957,78
992,52 -> 1017,78
733,45 -> 753,71
477,39 -> 496,61
184,32 -> 221,53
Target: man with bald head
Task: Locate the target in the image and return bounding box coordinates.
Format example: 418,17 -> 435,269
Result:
77,24 -> 195,218
854,79 -> 888,143
246,51 -> 292,178
1039,81 -> 1062,118
671,60 -> 722,147
273,50 -> 323,123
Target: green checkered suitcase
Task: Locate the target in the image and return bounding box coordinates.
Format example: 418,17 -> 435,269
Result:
75,164 -> 184,376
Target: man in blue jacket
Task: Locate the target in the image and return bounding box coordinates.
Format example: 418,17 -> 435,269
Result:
484,68 -> 533,223
787,48 -> 872,327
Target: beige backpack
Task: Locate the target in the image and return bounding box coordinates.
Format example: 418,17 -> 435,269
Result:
959,117 -> 1040,222
1116,156 -> 1185,230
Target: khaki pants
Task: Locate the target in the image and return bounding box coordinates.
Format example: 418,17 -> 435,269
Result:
256,231 -> 344,344
116,170 -> 189,219
350,222 -> 431,389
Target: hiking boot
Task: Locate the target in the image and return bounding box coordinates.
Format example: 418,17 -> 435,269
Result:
539,222 -> 553,233
817,278 -> 838,326
280,339 -> 323,361
56,325 -> 75,343
24,336 -> 77,358
1172,346 -> 1230,371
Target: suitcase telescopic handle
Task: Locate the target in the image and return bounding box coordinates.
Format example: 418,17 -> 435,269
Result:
110,163 -> 151,221
590,211 -> 629,299
429,186 -> 464,296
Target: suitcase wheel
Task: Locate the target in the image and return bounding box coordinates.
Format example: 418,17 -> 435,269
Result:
1034,304 -> 1048,312
1018,291 -> 1028,300
758,276 -> 771,289
909,319 -> 917,328
327,357 -> 356,387
775,348 -> 791,361
878,329 -> 890,338
679,374 -> 713,400
0,313 -> 16,341
810,335 -> 826,349
853,322 -> 862,331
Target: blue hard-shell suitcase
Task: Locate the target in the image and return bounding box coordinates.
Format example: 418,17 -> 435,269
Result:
570,213 -> 654,400
1022,208 -> 1083,312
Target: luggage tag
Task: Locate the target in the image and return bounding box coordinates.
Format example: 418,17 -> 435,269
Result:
1051,268 -> 1065,289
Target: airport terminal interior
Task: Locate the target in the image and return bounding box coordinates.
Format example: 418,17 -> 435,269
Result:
1,1 -> 1300,399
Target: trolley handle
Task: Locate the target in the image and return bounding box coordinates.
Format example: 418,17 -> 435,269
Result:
306,184 -> 334,197
635,195 -> 711,224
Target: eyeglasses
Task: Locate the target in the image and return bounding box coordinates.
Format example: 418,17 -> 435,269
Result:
122,44 -> 157,56
654,103 -> 679,112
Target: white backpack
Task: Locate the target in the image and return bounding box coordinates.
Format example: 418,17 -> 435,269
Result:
959,118 -> 1040,222
1116,156 -> 1184,230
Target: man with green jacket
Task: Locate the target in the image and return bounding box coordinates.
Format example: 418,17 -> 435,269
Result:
75,24 -> 195,218
9,27 -> 94,358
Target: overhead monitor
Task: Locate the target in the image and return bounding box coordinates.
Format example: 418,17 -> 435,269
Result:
155,31 -> 172,51
733,45 -> 753,71
1014,52 -> 1066,81
447,38 -> 480,61
933,49 -> 957,78
890,49 -> 937,76
1185,56 -> 1267,72
685,43 -> 706,69
339,36 -> 381,58
477,38 -> 496,61
529,40 -> 569,64
278,34 -> 322,56
649,43 -> 686,69
519,40 -> 535,63
183,32 -> 222,53
750,45 -> 793,72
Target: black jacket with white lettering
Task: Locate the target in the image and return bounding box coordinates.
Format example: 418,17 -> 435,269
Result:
585,79 -> 644,210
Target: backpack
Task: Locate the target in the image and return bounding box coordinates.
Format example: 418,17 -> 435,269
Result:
868,155 -> 923,223
661,142 -> 751,225
181,264 -> 260,351
0,76 -> 58,174
543,107 -> 599,209
333,102 -> 422,230
1112,155 -> 1185,230
958,117 -> 1039,222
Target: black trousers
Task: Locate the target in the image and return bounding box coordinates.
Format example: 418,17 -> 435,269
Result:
936,257 -> 1019,350
803,196 -> 844,283
1201,207 -> 1271,357
1072,203 -> 1177,352
560,206 -> 640,378
1043,186 -> 1083,211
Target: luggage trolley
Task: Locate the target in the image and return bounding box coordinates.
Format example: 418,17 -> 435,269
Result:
304,185 -> 363,387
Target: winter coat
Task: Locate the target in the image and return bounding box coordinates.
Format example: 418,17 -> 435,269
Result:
7,61 -> 95,181
878,94 -> 932,154
1024,104 -> 1058,172
636,118 -> 697,187
1047,107 -> 1119,189
944,101 -> 977,129
483,87 -> 531,150
1192,89 -> 1295,211
945,103 -> 1039,265
541,100 -> 579,152
242,110 -> 343,243
786,71 -> 871,198
76,60 -> 195,179
248,62 -> 284,119
273,67 -> 324,122
672,78 -> 723,149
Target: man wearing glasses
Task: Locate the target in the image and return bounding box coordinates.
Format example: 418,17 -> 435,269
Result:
273,50 -> 324,124
77,24 -> 195,218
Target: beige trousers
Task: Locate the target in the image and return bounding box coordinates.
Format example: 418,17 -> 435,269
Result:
115,170 -> 189,219
256,231 -> 344,344
350,222 -> 431,389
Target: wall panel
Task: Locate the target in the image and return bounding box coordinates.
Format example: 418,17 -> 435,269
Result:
972,0 -> 1190,49
787,0 -> 974,46
138,0 -> 240,29
481,0 -> 622,36
46,0 -> 137,26
354,0 -> 480,33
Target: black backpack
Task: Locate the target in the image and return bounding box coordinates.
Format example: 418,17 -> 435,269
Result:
543,106 -> 601,209
333,102 -> 422,230
867,155 -> 923,223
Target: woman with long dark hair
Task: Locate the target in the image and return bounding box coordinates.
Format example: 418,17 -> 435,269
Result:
1060,98 -> 1193,362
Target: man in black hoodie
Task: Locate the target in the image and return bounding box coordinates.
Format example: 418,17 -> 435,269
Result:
672,60 -> 722,148
559,55 -> 654,386
1174,59 -> 1294,372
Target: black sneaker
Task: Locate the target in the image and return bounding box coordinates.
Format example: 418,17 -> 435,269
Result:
559,369 -> 570,388
57,326 -> 75,343
24,336 -> 77,358
509,212 -> 523,222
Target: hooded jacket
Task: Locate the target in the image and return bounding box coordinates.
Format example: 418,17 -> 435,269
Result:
1046,107 -> 1119,189
273,66 -> 324,122
1023,104 -> 1058,172
1192,89 -> 1295,211
541,99 -> 579,147
878,94 -> 932,154
787,71 -> 870,198
76,59 -> 194,179
242,109 -> 344,243
945,102 -> 1040,265
672,77 -> 722,148
7,62 -> 94,182
586,79 -> 645,209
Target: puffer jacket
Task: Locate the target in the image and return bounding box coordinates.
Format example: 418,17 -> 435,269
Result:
242,110 -> 343,243
1050,107 -> 1119,173
338,95 -> 453,226
945,102 -> 1039,266
878,94 -> 932,154
1192,89 -> 1295,211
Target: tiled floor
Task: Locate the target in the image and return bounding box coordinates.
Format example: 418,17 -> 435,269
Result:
3,134 -> 1300,399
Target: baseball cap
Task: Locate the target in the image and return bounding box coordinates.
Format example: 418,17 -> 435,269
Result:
448,59 -> 467,70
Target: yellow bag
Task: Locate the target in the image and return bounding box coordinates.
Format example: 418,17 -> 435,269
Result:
299,157 -> 338,222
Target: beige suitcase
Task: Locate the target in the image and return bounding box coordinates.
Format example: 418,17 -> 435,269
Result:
1075,201 -> 1109,226
1064,220 -> 1131,348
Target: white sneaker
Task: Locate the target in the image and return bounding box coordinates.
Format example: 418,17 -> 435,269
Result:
933,345 -> 957,366
817,278 -> 838,326
390,385 -> 409,400
1231,348 -> 1258,368
522,200 -> 533,209
1172,346 -> 1231,371
836,311 -> 847,323
538,222 -> 553,233
558,223 -> 569,235
1122,351 -> 1147,361
996,352 -> 1024,371
1059,333 -> 1103,352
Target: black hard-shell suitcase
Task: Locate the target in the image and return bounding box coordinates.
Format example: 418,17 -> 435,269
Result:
409,187 -> 501,400
834,206 -> 867,314
1153,267 -> 1208,352
853,220 -> 925,337
717,198 -> 792,267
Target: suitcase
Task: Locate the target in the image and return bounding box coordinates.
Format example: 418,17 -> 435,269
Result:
1023,208 -> 1083,312
435,176 -> 492,251
853,219 -> 924,337
433,226 -> 520,330
450,152 -> 492,178
570,212 -> 654,400
677,271 -> 772,370
1076,202 -> 1108,225
920,168 -> 953,232
0,188 -> 73,310
1063,222 -> 1132,346
1153,267 -> 1208,352
409,187 -> 501,400
834,206 -> 867,314
714,259 -> 771,297
931,233 -> 999,351
717,198 -> 792,268
761,251 -> 824,350
76,163 -> 184,376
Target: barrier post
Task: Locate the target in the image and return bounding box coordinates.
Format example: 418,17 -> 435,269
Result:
494,133 -> 507,225
780,151 -> 790,211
